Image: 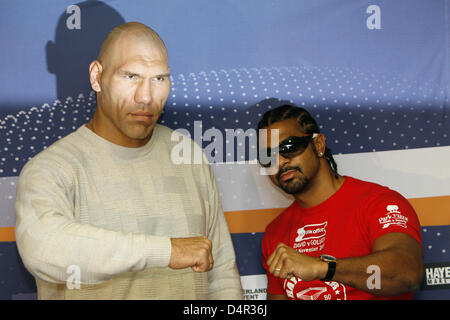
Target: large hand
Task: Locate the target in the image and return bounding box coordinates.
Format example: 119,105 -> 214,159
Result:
169,236 -> 214,272
267,243 -> 326,281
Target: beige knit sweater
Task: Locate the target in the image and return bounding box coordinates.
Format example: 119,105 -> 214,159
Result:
15,124 -> 243,299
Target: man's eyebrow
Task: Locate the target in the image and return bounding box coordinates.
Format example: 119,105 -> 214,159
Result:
155,72 -> 171,78
118,69 -> 142,76
118,70 -> 170,78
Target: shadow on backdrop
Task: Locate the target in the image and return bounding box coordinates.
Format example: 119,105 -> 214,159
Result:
46,0 -> 125,102
0,0 -> 126,301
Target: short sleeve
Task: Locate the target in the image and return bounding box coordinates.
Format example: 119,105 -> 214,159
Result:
363,190 -> 422,245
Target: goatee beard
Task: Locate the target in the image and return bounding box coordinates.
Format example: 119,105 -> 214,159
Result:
277,166 -> 309,194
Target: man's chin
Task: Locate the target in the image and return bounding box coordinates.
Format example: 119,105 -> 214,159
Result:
121,126 -> 155,145
126,122 -> 156,137
280,178 -> 309,195
130,131 -> 153,142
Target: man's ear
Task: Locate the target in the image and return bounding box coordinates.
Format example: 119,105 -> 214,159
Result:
89,60 -> 103,92
314,133 -> 326,157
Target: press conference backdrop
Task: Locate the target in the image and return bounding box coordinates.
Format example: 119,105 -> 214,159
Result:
0,0 -> 449,300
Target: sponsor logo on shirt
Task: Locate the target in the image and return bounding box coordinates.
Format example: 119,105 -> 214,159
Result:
283,277 -> 347,300
378,204 -> 408,229
295,222 -> 327,241
293,222 -> 327,253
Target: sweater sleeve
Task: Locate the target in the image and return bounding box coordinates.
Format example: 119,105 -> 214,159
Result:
14,158 -> 172,285
202,162 -> 243,300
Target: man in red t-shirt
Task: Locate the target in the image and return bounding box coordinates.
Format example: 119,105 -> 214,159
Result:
257,104 -> 423,300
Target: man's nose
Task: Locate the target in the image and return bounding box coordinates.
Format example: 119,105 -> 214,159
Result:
269,153 -> 289,175
278,153 -> 290,169
135,79 -> 153,105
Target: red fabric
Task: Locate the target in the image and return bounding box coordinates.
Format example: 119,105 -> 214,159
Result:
262,176 -> 422,300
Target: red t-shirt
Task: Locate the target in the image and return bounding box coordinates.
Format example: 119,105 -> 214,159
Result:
262,176 -> 422,300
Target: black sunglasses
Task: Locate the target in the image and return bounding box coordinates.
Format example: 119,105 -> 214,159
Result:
258,133 -> 318,168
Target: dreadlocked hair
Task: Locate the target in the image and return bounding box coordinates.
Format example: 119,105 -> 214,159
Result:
257,104 -> 339,177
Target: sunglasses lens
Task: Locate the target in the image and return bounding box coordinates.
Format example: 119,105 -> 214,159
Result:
258,135 -> 313,168
279,136 -> 312,158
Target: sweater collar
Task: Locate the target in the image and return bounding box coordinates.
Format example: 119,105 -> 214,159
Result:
78,124 -> 159,160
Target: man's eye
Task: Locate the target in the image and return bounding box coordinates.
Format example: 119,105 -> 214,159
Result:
154,76 -> 165,82
125,74 -> 137,80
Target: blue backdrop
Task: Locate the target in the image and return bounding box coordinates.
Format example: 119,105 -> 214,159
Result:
0,0 -> 449,300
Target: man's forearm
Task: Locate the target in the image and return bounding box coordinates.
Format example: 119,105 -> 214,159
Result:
324,248 -> 423,296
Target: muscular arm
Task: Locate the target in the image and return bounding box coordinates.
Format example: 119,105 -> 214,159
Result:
267,232 -> 423,297
331,232 -> 423,296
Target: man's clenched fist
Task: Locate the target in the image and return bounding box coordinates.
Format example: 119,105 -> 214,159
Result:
267,242 -> 326,281
169,236 -> 214,272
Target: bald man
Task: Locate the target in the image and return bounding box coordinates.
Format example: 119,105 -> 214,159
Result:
15,22 -> 243,300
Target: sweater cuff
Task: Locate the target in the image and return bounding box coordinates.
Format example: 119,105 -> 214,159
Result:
141,235 -> 172,268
